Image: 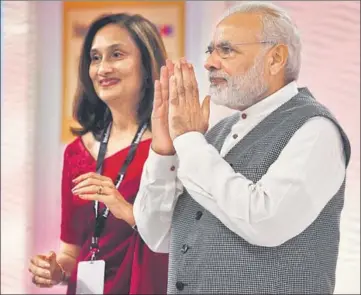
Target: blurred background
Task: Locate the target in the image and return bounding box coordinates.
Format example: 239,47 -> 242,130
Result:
1,1 -> 360,294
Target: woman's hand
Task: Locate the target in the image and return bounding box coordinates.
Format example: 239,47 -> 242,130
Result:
72,172 -> 134,225
28,251 -> 63,288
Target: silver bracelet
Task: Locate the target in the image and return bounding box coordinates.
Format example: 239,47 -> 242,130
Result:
58,265 -> 69,285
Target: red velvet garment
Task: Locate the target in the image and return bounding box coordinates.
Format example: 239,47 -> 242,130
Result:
60,137 -> 168,294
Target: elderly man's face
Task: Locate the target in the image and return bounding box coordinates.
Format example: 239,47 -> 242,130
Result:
205,13 -> 271,110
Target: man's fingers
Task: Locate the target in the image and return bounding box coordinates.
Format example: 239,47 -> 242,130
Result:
166,59 -> 174,76
181,61 -> 195,106
188,63 -> 200,102
153,80 -> 162,110
174,61 -> 186,106
169,75 -> 179,107
160,65 -> 169,104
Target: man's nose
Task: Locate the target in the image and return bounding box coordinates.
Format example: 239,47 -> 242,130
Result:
204,51 -> 222,71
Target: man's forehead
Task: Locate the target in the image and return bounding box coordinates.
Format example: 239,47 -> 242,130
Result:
212,13 -> 262,44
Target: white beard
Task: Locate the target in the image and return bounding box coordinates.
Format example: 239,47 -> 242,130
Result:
209,53 -> 269,110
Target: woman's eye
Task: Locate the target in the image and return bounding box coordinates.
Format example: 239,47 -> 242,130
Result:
90,54 -> 101,62
112,51 -> 123,58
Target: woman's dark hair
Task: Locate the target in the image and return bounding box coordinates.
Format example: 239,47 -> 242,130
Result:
71,13 -> 167,140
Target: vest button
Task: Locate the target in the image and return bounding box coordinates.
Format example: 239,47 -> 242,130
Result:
232,134 -> 238,139
176,281 -> 185,291
241,113 -> 247,119
195,211 -> 203,220
181,244 -> 189,254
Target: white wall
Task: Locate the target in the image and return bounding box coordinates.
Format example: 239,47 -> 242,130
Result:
1,1 -> 359,294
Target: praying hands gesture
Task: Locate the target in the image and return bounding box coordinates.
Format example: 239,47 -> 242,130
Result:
151,58 -> 210,155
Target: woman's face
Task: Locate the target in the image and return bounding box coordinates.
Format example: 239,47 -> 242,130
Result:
89,24 -> 144,105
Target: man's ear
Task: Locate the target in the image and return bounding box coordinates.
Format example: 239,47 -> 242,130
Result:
268,44 -> 289,76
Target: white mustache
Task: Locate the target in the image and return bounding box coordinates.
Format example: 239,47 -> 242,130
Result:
209,71 -> 230,81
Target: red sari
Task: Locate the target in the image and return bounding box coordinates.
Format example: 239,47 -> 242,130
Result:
60,137 -> 168,294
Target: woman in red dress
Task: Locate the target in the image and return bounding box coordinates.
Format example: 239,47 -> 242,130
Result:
28,13 -> 169,294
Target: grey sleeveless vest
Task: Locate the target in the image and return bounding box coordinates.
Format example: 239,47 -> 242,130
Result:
167,88 -> 351,294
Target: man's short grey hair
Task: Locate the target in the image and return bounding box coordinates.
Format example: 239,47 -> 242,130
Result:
222,1 -> 302,83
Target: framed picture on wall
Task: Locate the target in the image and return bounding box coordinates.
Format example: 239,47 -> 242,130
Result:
61,1 -> 185,143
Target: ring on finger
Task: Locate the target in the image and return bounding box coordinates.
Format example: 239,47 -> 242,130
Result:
97,185 -> 103,195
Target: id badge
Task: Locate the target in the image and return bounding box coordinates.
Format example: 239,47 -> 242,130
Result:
76,260 -> 105,294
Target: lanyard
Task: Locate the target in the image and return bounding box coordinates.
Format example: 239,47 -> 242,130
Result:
90,122 -> 147,260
